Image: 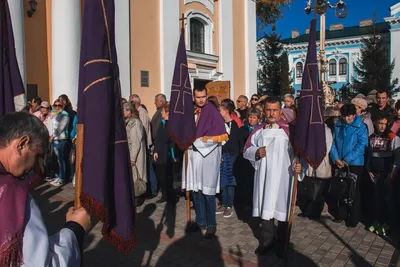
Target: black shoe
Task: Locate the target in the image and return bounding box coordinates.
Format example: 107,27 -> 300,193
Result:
205,226 -> 216,239
156,197 -> 166,204
147,194 -> 157,200
332,218 -> 343,223
256,242 -> 274,255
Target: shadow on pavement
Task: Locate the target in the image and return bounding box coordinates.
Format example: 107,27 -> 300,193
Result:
82,202 -> 179,266
154,231 -> 224,267
319,220 -> 373,267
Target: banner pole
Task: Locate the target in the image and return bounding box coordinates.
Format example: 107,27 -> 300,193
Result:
74,124 -> 84,209
184,150 -> 191,223
284,158 -> 299,266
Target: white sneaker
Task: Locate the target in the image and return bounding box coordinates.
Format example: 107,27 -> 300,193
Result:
45,177 -> 56,182
223,207 -> 234,218
51,178 -> 64,187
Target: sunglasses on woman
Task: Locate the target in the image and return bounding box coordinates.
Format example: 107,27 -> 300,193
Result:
53,104 -> 62,108
251,98 -> 258,101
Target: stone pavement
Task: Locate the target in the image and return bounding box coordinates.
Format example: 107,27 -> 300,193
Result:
31,182 -> 400,267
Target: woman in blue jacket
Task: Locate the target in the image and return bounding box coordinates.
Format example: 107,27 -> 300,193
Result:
330,104 -> 368,227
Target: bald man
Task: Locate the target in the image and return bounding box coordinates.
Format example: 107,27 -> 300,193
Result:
236,95 -> 248,121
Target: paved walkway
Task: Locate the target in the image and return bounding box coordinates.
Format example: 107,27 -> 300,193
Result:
31,182 -> 400,267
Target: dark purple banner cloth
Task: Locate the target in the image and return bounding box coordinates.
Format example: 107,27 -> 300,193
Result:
294,19 -> 326,168
168,29 -> 196,150
77,0 -> 135,253
0,0 -> 25,117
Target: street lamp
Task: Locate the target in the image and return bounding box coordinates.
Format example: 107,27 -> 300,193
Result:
27,0 -> 38,18
304,0 -> 348,106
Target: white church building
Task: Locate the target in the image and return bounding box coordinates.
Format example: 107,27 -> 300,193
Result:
257,2 -> 400,98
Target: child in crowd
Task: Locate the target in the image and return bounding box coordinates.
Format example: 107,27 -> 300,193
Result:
217,100 -> 240,218
367,116 -> 400,235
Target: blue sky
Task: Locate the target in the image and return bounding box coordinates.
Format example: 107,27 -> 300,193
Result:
257,0 -> 399,40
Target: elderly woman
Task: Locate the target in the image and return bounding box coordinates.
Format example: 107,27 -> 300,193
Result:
123,102 -> 147,197
330,104 -> 368,227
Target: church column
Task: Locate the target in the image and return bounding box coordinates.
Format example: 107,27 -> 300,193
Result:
159,0 -> 179,98
244,0 -> 257,97
115,0 -> 131,99
51,0 -> 81,107
8,0 -> 27,89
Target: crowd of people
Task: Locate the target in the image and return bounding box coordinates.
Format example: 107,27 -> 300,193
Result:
19,89 -> 400,259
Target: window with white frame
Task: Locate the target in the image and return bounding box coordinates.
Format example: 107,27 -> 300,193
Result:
329,59 -> 337,76
296,62 -> 303,78
339,58 -> 347,75
190,18 -> 205,53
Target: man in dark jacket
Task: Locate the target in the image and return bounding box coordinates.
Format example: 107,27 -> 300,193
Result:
151,94 -> 167,143
368,91 -> 394,121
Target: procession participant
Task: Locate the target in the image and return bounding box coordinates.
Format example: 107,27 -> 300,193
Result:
182,87 -> 228,239
0,112 -> 91,266
243,97 -> 302,258
216,100 -> 240,218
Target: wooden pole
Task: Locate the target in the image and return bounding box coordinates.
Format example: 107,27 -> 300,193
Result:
179,13 -> 186,30
184,150 -> 191,223
319,13 -> 326,84
284,159 -> 299,265
74,124 -> 84,209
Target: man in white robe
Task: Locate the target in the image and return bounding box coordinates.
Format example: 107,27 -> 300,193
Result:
182,88 -> 228,238
0,112 -> 91,267
244,97 -> 302,258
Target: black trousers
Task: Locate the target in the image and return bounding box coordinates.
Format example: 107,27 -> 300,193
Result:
326,166 -> 363,227
155,163 -> 173,201
298,178 -> 330,219
261,219 -> 288,256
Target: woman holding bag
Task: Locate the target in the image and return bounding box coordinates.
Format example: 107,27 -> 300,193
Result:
329,104 -> 368,227
123,102 -> 147,200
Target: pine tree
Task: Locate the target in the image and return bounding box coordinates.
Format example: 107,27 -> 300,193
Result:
280,51 -> 292,96
352,25 -> 398,95
257,26 -> 284,96
257,36 -> 269,95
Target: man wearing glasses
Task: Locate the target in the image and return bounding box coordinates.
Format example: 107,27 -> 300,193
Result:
236,95 -> 249,122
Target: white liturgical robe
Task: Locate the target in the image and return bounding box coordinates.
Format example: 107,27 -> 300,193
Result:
182,138 -> 222,196
244,126 -> 302,222
21,195 -> 81,266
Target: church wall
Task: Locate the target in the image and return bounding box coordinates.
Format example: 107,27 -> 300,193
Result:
130,0 -> 161,116
218,0 -> 235,98
24,0 -> 50,101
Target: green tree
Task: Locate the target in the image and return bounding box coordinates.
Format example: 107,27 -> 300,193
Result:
280,51 -> 292,96
338,83 -> 358,103
257,26 -> 287,97
352,25 -> 398,95
257,0 -> 294,26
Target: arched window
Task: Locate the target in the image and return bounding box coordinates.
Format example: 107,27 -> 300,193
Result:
329,59 -> 337,76
296,62 -> 303,78
190,18 -> 205,53
339,58 -> 347,75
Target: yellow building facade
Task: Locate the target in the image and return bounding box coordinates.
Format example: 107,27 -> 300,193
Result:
13,0 -> 257,115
